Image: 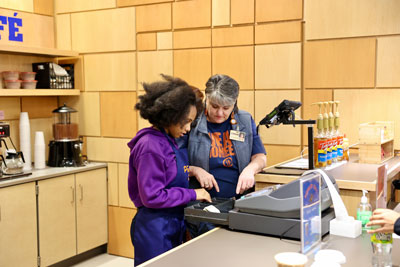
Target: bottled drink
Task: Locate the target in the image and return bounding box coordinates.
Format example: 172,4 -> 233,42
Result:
371,232 -> 392,267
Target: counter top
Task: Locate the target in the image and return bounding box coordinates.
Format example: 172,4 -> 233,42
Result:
0,162 -> 107,188
140,228 -> 400,267
257,155 -> 400,191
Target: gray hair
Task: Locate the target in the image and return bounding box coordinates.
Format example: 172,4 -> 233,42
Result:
205,74 -> 239,107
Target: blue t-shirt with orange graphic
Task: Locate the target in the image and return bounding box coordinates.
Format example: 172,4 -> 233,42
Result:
207,118 -> 265,198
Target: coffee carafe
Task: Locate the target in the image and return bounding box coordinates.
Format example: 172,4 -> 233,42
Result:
2,150 -> 25,174
48,104 -> 84,167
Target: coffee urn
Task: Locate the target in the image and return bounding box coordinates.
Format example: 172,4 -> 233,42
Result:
48,104 -> 83,167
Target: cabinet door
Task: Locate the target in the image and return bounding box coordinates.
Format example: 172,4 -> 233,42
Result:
38,174 -> 76,267
76,168 -> 108,253
0,182 -> 37,267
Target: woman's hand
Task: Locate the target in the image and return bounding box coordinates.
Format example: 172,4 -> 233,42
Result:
194,188 -> 212,202
236,168 -> 255,194
190,166 -> 220,192
366,209 -> 400,234
236,153 -> 266,194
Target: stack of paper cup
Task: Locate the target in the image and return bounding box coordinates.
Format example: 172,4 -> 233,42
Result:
19,112 -> 32,171
34,131 -> 46,169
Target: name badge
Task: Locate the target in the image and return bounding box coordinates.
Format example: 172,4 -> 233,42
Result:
230,130 -> 245,142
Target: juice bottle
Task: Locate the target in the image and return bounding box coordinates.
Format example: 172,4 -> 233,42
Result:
329,101 -> 337,163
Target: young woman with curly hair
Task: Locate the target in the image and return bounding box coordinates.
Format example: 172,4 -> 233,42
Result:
128,75 -> 211,266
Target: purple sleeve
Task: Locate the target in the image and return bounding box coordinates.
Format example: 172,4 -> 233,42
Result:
137,152 -> 196,209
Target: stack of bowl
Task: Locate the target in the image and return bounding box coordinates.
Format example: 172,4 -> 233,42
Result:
2,71 -> 21,89
20,72 -> 37,89
2,71 -> 37,89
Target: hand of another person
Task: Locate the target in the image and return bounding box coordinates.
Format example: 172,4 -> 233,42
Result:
366,209 -> 400,234
194,188 -> 212,203
191,166 -> 220,192
236,168 -> 255,194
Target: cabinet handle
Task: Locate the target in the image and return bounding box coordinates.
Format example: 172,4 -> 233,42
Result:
71,186 -> 75,204
79,184 -> 83,201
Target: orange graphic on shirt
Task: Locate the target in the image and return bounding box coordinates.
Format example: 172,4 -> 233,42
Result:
209,131 -> 235,167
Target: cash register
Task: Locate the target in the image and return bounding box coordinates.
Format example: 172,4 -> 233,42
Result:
185,171 -> 337,240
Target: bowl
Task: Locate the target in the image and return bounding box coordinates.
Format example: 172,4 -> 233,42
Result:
20,72 -> 36,81
2,71 -> 19,80
21,80 -> 38,89
4,80 -> 22,89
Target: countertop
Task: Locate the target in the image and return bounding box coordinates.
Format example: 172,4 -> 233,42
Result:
0,162 -> 107,188
140,227 -> 400,267
256,155 -> 400,191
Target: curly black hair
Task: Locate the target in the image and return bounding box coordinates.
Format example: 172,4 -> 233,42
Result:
135,74 -> 203,129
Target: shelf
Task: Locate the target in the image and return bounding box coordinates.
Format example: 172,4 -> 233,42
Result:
0,89 -> 81,96
0,44 -> 79,57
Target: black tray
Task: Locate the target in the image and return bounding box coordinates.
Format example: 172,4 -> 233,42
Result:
184,197 -> 234,225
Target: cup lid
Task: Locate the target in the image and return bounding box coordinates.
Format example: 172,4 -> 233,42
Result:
275,252 -> 308,265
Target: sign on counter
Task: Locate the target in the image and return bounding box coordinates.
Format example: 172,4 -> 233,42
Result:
300,173 -> 321,253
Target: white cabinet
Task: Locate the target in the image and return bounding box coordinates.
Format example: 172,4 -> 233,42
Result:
0,182 -> 38,267
38,168 -> 107,266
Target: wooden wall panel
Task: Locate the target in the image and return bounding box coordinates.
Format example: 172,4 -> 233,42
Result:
59,93 -> 101,137
173,48 -> 211,89
0,0 -> 33,12
86,137 -> 130,163
304,38 -> 376,89
231,0 -> 254,25
173,0 -> 211,29
21,97 -> 57,119
100,92 -> 137,138
0,8 -> 55,48
377,37 -> 400,88
136,3 -> 171,32
238,91 -> 254,118
34,0 -> 54,16
71,8 -> 136,53
212,46 -> 254,90
255,21 -> 301,45
0,97 -> 21,120
305,0 -> 400,40
334,89 -> 400,150
256,0 -> 302,23
173,29 -> 211,49
255,43 -> 301,89
108,206 -> 135,258
55,0 -> 116,14
108,163 -> 119,206
84,52 -> 137,91
212,26 -> 253,47
265,145 -> 301,167
137,51 -> 173,85
118,163 -> 135,208
117,0 -> 173,7
255,90 -> 301,145
157,32 -> 172,50
137,33 -> 157,51
212,0 -> 230,27
55,14 -> 71,50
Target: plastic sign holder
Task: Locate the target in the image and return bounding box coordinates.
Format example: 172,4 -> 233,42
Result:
300,174 -> 322,253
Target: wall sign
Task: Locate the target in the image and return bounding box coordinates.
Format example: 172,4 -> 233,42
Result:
0,12 -> 23,42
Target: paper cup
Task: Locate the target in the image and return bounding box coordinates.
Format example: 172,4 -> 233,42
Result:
274,252 -> 308,267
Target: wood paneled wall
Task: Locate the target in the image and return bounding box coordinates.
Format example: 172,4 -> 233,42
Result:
48,0 -> 399,259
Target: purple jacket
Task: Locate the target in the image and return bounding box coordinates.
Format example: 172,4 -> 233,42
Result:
127,127 -> 196,209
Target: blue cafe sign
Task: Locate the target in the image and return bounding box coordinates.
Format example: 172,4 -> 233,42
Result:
0,12 -> 23,42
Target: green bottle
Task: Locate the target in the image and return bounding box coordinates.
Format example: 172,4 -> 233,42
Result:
357,190 -> 372,229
